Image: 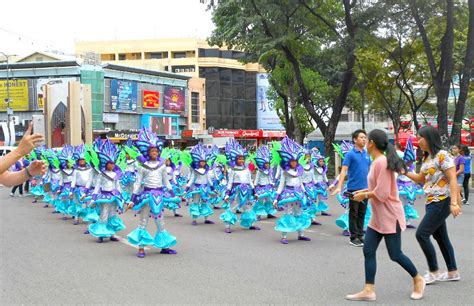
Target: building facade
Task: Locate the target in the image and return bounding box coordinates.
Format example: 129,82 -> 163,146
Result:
75,38 -> 265,130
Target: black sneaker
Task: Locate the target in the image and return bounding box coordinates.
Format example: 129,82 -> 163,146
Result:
350,239 -> 363,247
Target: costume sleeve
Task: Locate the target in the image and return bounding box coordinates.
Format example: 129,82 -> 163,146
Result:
163,166 -> 173,190
185,170 -> 195,188
276,171 -> 285,195
133,166 -> 144,195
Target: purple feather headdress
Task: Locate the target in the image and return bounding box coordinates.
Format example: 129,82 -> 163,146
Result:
58,144 -> 75,169
225,139 -> 246,168
255,145 -> 272,175
135,127 -> 164,163
191,143 -> 208,170
96,138 -> 122,174
278,136 -> 303,171
73,144 -> 87,161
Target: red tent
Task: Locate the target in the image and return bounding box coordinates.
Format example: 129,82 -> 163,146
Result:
396,131 -> 418,148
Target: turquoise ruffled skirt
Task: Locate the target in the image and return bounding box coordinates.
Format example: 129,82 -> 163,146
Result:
189,202 -> 214,218
275,213 -> 311,233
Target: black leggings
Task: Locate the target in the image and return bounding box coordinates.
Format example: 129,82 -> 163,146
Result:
11,184 -> 23,195
364,223 -> 418,284
463,173 -> 471,201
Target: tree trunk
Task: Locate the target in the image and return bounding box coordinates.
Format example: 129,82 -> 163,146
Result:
450,0 -> 474,144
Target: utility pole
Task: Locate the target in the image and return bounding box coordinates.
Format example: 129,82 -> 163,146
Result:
0,51 -> 13,145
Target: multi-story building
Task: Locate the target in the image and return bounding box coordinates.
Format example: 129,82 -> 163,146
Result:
75,38 -> 265,130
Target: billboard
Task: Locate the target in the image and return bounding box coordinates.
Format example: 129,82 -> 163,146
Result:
143,90 -> 160,109
164,87 -> 185,114
0,79 -> 29,111
141,114 -> 180,138
110,79 -> 137,111
256,73 -> 284,130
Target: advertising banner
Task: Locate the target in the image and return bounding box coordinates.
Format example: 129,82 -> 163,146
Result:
143,90 -> 160,108
164,87 -> 185,113
110,79 -> 137,111
256,73 -> 284,130
0,79 -> 29,111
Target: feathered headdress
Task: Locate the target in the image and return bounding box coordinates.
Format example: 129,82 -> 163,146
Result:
225,139 -> 246,168
277,136 -> 304,170
160,148 -> 181,169
134,127 -> 164,163
255,145 -> 271,174
58,145 -> 75,169
403,136 -> 416,163
95,138 -> 123,175
206,145 -> 219,167
73,144 -> 90,164
44,148 -> 60,170
189,144 -> 209,170
333,140 -> 354,159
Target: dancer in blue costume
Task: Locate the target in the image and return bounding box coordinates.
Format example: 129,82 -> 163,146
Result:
210,159 -> 229,210
88,139 -> 126,243
221,139 -> 260,233
56,145 -> 75,220
27,146 -> 47,203
313,152 -> 331,216
42,149 -> 62,211
120,137 -> 138,203
301,149 -> 322,226
396,138 -> 420,229
182,144 -> 216,225
163,148 -> 184,217
70,144 -> 93,225
126,128 -> 179,258
272,137 -> 312,244
252,145 -> 277,220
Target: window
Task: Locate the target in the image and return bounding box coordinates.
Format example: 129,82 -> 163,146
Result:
118,53 -> 126,60
172,65 -> 195,73
172,52 -> 186,58
150,52 -> 163,59
191,92 -> 200,123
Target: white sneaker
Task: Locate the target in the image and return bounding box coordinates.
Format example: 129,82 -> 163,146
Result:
423,272 -> 439,285
437,271 -> 461,282
9,193 -> 14,197
465,201 -> 470,205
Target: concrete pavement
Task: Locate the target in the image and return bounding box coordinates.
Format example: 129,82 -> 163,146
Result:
0,188 -> 473,304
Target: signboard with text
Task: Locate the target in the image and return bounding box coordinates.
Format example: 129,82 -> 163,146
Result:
110,79 -> 137,112
143,90 -> 160,108
164,87 -> 185,114
0,79 -> 29,111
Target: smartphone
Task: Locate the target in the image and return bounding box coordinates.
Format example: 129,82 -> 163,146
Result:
343,191 -> 354,199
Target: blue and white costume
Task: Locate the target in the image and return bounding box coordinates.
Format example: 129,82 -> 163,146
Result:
252,146 -> 276,219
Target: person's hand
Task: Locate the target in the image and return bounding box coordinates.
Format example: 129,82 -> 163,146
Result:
330,186 -> 341,196
224,195 -> 229,202
80,195 -> 86,201
352,192 -> 366,202
27,160 -> 46,176
450,203 -> 462,218
16,122 -> 44,156
69,193 -> 73,199
399,168 -> 407,175
273,199 -> 278,209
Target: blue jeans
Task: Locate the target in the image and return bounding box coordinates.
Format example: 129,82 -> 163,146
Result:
364,223 -> 418,284
415,198 -> 458,272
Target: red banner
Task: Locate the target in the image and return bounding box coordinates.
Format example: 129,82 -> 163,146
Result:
143,90 -> 160,108
213,130 -> 242,137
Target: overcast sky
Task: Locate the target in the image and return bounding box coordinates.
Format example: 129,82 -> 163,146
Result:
1,0 -> 215,56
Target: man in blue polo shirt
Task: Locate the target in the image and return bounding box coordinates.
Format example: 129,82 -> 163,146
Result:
330,129 -> 371,247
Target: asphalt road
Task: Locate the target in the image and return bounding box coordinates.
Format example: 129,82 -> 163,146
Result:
0,187 -> 472,305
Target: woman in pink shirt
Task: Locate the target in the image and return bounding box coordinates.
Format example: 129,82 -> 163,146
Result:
345,129 -> 425,302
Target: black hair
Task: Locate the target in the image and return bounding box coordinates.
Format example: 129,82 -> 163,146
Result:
461,144 -> 470,156
368,129 -> 406,172
418,126 -> 443,158
352,129 -> 367,141
395,142 -> 402,150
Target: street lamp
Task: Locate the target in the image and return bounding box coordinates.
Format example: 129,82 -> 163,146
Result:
0,51 -> 13,146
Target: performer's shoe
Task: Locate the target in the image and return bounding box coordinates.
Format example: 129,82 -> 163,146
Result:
249,226 -> 261,230
342,230 -> 350,236
110,236 -> 120,242
191,220 -> 198,226
298,236 -> 311,241
311,221 -> 322,226
224,228 -> 232,234
97,237 -> 104,243
321,212 -> 332,216
73,220 -> 79,225
267,215 -> 276,219
204,220 -> 215,224
407,224 -> 417,229
62,216 -> 68,220
83,230 -> 89,234
280,238 -> 289,244
174,213 -> 183,217
213,206 -> 221,210
160,248 -> 177,255
43,205 -> 49,208
137,249 -> 146,258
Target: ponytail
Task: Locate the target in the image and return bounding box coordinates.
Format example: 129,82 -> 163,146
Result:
368,129 -> 407,173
